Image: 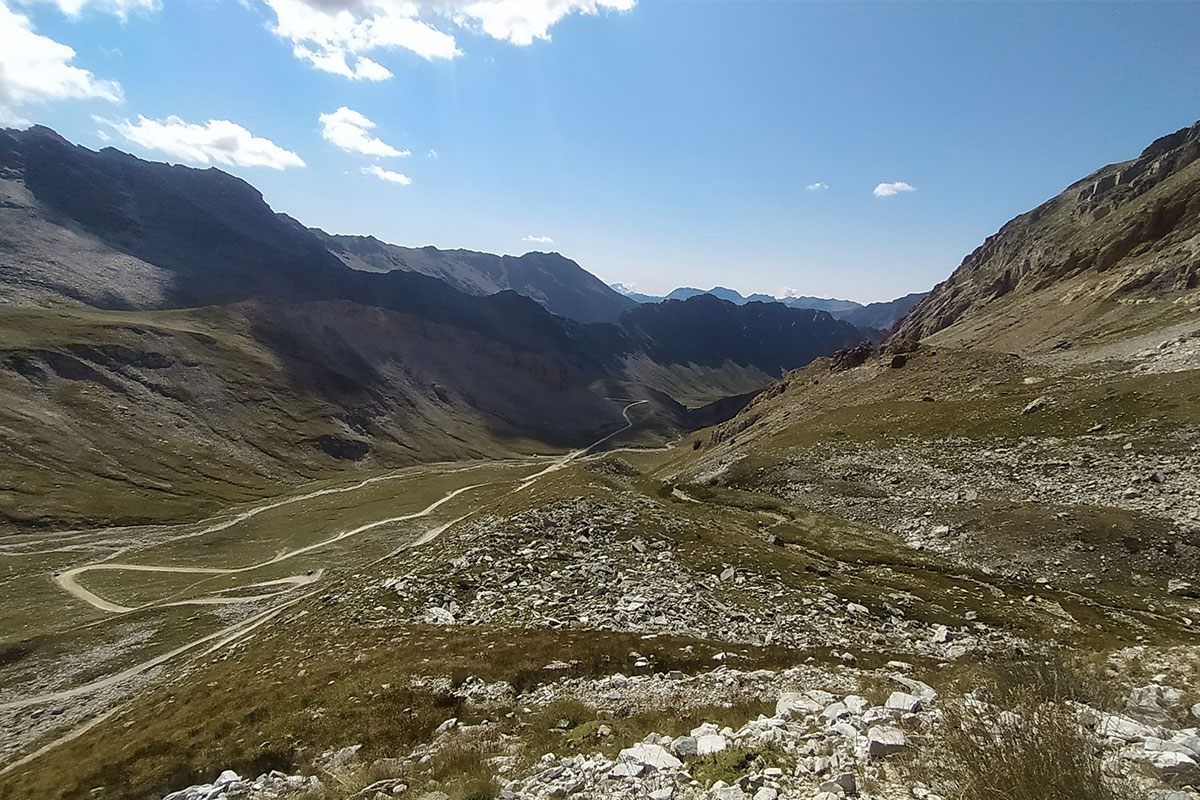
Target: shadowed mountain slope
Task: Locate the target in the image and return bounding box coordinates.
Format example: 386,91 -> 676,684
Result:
840,291 -> 928,333
621,294 -> 865,375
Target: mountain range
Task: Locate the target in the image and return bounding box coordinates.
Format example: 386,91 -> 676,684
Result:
0,125 -> 866,529
612,284 -> 928,334
311,230 -> 637,324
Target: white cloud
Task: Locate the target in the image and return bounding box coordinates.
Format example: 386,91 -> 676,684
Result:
873,181 -> 915,198
363,164 -> 411,184
780,287 -> 803,298
319,106 -> 408,157
450,0 -> 635,46
29,0 -> 158,19
522,234 -> 553,244
263,0 -> 634,79
0,1 -> 122,120
805,182 -> 828,191
106,115 -> 306,169
427,148 -> 438,159
266,0 -> 460,79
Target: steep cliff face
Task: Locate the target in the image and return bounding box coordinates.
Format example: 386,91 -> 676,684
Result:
891,121 -> 1200,352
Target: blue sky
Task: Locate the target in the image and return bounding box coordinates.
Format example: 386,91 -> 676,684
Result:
3,1 -> 1199,302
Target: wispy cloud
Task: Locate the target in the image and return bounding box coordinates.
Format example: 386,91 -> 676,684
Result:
805,182 -> 828,191
33,0 -> 158,19
427,148 -> 438,159
104,114 -> 305,169
873,181 -> 915,198
320,107 -> 408,157
363,164 -> 411,184
522,234 -> 553,244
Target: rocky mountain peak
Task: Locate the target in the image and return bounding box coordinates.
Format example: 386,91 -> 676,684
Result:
890,119 -> 1200,352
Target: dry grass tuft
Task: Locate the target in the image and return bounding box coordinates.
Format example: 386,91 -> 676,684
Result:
909,684 -> 1134,800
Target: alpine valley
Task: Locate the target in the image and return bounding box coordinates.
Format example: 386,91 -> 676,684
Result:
1,120 -> 1199,800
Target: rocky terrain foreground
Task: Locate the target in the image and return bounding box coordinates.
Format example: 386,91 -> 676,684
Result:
5,314 -> 1196,799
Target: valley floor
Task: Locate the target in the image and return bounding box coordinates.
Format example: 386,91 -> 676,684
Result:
2,333 -> 1200,800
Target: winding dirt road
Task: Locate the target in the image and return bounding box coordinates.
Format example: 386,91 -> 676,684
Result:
1,400 -> 651,772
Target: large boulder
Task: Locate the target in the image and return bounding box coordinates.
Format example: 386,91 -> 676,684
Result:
885,691 -> 922,713
1147,750 -> 1198,776
618,743 -> 682,771
1126,684 -> 1185,724
867,725 -> 907,757
1097,713 -> 1157,743
775,691 -> 825,720
696,734 -> 727,755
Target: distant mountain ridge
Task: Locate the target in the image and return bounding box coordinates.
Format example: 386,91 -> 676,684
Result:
311,230 -> 636,324
612,284 -> 927,333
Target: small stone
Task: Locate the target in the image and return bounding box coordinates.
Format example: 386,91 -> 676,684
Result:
843,695 -> 870,715
1022,396 -> 1050,414
1168,579 -> 1199,598
215,770 -> 241,786
670,736 -> 698,757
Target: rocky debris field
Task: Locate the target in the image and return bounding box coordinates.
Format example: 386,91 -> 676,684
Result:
763,430 -> 1200,582
157,659 -> 1200,800
356,497 -> 1024,663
